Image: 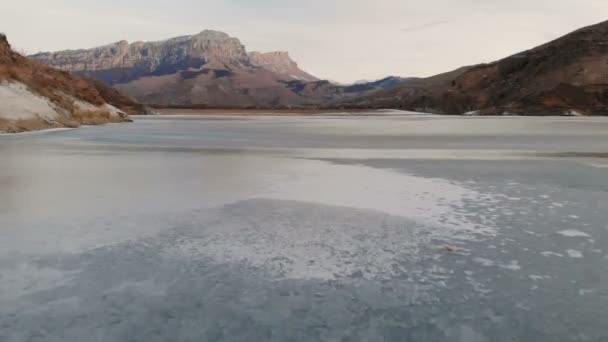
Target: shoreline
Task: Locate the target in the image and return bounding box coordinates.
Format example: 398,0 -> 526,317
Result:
155,108 -> 385,116
153,108 -> 608,117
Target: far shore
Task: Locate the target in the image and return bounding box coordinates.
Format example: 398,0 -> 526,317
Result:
154,108 -> 383,116
150,108 -> 608,117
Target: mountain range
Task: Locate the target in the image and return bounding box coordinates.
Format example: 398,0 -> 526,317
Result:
31,31 -> 398,108
339,20 -> 608,115
25,19 -> 608,115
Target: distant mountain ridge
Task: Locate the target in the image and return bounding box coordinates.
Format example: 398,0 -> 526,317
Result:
30,20 -> 608,115
31,31 -> 329,107
31,31 -> 411,108
343,76 -> 415,93
32,31 -> 253,84
338,20 -> 608,115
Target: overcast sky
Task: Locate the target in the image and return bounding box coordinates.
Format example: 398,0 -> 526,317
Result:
2,0 -> 607,83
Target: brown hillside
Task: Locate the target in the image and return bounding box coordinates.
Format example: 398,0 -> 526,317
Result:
339,20 -> 608,115
0,34 -> 137,132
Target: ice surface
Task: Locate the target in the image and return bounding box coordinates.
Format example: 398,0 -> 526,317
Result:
1,115 -> 608,342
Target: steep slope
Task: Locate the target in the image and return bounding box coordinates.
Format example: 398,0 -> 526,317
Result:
31,31 -> 332,107
86,78 -> 146,115
248,51 -> 318,82
32,31 -> 252,85
0,34 -> 133,133
341,20 -> 608,115
31,30 -> 417,108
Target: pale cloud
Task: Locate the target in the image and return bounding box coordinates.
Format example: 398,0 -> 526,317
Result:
2,0 -> 607,83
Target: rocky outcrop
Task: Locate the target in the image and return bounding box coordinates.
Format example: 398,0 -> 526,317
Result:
0,34 -> 13,61
248,51 -> 318,82
32,31 -> 252,85
339,20 -> 608,115
29,30 -> 416,109
0,34 -> 134,133
30,31 -> 343,107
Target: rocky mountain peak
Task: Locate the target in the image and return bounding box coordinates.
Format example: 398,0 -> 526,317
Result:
31,30 -> 320,84
30,30 -> 255,83
29,30 -> 326,107
187,30 -> 249,67
191,30 -> 231,41
249,51 -> 318,82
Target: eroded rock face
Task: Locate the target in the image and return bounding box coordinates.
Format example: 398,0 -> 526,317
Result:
30,31 -> 322,85
30,30 -> 409,108
31,31 -> 252,85
0,33 -> 16,62
0,33 -> 9,50
248,51 -> 318,82
30,30 -> 337,107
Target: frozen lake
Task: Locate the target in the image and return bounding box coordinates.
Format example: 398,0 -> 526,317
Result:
1,114 -> 608,341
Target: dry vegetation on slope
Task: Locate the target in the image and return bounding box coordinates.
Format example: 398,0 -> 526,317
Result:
85,78 -> 146,115
337,20 -> 608,115
0,33 -> 132,133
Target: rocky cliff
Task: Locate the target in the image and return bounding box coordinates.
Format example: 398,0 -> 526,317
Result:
32,31 -> 252,85
248,51 -> 318,82
31,30 -> 414,108
31,31 -> 335,107
339,20 -> 608,115
0,34 -> 134,133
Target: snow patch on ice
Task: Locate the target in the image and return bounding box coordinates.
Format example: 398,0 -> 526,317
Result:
529,275 -> 547,282
557,230 -> 591,238
159,159 -> 500,282
567,250 -> 583,259
565,110 -> 583,116
265,160 -> 498,237
500,260 -> 521,271
541,251 -> 564,258
473,258 -> 495,267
